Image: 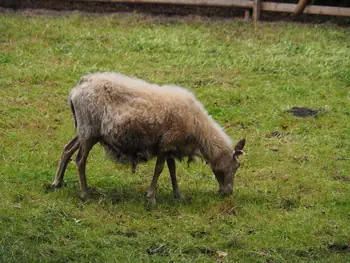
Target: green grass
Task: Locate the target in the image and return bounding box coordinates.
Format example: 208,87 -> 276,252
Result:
1,12 -> 350,263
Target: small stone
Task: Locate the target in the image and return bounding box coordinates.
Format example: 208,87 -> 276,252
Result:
271,146 -> 279,152
216,250 -> 228,258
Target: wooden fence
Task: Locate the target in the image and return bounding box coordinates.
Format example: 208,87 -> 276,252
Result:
2,0 -> 350,21
67,0 -> 350,22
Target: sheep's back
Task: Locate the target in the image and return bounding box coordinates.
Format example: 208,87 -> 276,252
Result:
69,72 -> 212,162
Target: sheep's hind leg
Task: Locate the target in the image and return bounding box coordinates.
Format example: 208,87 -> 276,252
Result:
146,155 -> 166,204
52,136 -> 80,188
76,139 -> 97,200
167,158 -> 183,200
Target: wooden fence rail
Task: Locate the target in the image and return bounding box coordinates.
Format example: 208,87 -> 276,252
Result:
69,0 -> 254,8
67,0 -> 350,22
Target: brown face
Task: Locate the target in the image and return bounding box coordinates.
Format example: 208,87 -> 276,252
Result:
213,138 -> 245,196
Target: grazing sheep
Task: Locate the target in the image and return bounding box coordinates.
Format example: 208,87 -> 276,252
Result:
53,72 -> 246,203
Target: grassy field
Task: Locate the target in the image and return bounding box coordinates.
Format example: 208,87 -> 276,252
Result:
0,11 -> 349,263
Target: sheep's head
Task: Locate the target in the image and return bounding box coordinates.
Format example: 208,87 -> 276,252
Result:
212,138 -> 246,196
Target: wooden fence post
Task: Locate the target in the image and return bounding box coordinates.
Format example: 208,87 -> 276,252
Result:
294,0 -> 310,15
253,0 -> 261,22
244,9 -> 250,21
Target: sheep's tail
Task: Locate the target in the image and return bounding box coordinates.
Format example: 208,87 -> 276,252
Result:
69,98 -> 77,130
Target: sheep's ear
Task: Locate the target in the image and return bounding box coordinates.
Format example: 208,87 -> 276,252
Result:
233,138 -> 246,157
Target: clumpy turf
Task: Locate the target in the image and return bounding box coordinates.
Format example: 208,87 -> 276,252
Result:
0,12 -> 349,263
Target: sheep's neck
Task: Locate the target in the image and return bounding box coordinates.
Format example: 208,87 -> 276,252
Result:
198,125 -> 233,164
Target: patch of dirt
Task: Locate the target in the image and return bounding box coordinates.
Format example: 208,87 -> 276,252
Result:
333,175 -> 350,182
328,242 -> 350,252
286,107 -> 325,118
247,229 -> 255,235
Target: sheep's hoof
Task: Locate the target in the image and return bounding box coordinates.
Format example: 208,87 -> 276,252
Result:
174,193 -> 192,203
145,189 -> 157,205
147,197 -> 156,205
51,180 -> 63,188
145,194 -> 156,204
80,193 -> 88,201
43,183 -> 60,193
79,187 -> 100,201
79,190 -> 91,201
174,192 -> 185,200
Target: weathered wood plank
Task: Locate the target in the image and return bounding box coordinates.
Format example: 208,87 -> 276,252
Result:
303,5 -> 350,17
262,2 -> 350,17
69,0 -> 254,8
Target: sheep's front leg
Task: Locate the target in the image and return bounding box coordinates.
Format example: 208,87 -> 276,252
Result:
146,155 -> 166,204
167,158 -> 183,199
76,139 -> 96,199
52,136 -> 80,188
